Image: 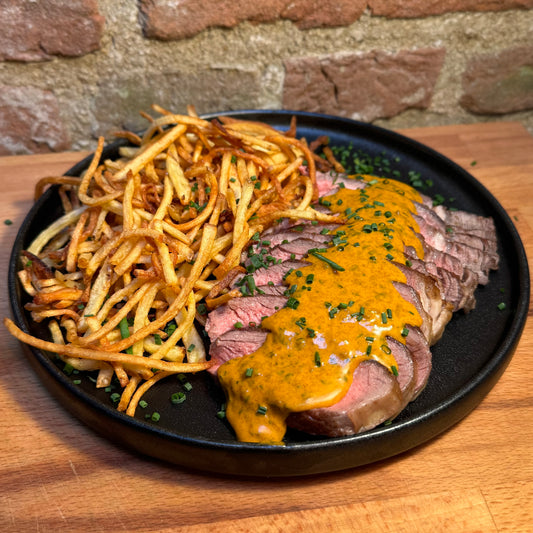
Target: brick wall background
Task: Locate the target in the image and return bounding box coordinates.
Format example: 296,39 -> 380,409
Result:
0,0 -> 532,155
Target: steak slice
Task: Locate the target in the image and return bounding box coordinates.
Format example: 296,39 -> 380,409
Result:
205,294 -> 287,341
286,360 -> 403,437
261,237 -> 327,263
433,204 -> 497,238
248,228 -> 332,254
387,336 -> 417,406
414,202 -> 498,254
416,229 -> 498,285
406,255 -> 478,312
232,260 -> 310,289
392,281 -> 434,343
315,170 -> 366,196
208,328 -> 268,375
393,261 -> 453,344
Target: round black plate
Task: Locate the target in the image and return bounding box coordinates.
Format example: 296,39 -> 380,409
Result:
8,111 -> 529,477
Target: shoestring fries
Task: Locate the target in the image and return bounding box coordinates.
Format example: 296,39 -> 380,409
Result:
5,105 -> 341,418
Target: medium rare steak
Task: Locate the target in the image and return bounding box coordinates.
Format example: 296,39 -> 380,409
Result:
206,171 -> 498,440
286,361 -> 403,437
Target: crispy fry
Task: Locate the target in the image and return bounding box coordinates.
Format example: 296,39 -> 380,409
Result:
5,318 -> 211,373
34,176 -> 81,201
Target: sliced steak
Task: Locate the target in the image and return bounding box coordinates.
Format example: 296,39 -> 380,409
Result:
205,293 -> 287,341
433,205 -> 497,238
232,260 -> 310,289
407,255 -> 477,312
206,170 -> 498,440
387,337 -> 417,406
416,229 -> 498,284
286,360 -> 403,436
404,325 -> 432,398
414,203 -> 497,254
392,281 -> 434,343
393,261 -> 453,343
262,237 -> 328,263
208,328 -> 268,375
315,171 -> 366,196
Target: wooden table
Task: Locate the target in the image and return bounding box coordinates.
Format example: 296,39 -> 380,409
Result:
1,122 -> 532,532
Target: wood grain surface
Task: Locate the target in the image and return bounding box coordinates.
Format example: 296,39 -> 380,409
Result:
0,122 -> 531,533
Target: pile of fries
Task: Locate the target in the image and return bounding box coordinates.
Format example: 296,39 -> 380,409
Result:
5,105 -> 341,416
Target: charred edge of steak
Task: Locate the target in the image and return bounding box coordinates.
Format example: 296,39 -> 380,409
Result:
205,172 -> 499,438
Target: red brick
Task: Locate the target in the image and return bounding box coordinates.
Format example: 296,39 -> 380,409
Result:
369,0 -> 533,18
139,0 -> 366,40
460,46 -> 533,114
90,69 -> 264,138
0,86 -> 71,155
282,49 -> 446,122
0,0 -> 104,62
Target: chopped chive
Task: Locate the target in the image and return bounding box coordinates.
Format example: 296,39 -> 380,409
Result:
286,297 -> 300,309
118,317 -> 133,354
171,392 -> 187,404
257,405 -> 268,415
245,368 -> 254,377
391,365 -> 399,376
309,250 -> 345,271
497,302 -> 506,311
314,351 -> 321,367
119,317 -> 130,339
110,393 -> 121,403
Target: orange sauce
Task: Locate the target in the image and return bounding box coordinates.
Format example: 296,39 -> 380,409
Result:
217,176 -> 425,444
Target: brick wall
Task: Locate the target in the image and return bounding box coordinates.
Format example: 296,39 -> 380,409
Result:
0,0 -> 532,154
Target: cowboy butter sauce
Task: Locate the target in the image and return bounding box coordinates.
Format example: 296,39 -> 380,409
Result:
217,176 -> 425,444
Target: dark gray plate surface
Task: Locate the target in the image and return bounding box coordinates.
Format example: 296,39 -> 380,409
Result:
8,111 -> 529,477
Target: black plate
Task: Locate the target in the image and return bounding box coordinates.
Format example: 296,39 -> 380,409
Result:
8,111 -> 529,477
